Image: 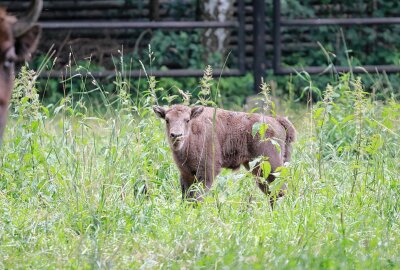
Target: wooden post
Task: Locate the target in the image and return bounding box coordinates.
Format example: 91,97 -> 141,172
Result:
149,0 -> 160,21
253,0 -> 266,93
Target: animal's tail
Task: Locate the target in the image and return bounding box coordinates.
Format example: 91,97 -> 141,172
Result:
276,116 -> 296,162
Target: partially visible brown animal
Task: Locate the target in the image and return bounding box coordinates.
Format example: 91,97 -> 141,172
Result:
153,104 -> 296,203
0,0 -> 42,139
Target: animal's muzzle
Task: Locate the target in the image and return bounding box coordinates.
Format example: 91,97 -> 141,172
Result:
170,132 -> 183,139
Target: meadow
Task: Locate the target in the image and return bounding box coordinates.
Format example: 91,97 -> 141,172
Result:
0,64 -> 399,269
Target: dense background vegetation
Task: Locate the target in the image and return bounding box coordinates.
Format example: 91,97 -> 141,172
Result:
279,0 -> 400,67
24,0 -> 399,105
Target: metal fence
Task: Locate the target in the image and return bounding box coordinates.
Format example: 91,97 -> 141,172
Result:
36,2 -> 248,83
272,0 -> 400,75
12,0 -> 400,92
37,1 -> 247,78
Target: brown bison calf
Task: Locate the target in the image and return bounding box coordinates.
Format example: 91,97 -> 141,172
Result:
153,104 -> 296,203
0,0 -> 42,139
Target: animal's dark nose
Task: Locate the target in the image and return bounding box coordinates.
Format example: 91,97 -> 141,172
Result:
170,132 -> 182,138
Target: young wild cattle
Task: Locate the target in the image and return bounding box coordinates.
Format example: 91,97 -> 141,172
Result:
0,0 -> 42,139
153,104 -> 296,203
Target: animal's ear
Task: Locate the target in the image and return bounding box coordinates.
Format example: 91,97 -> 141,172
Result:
190,106 -> 204,119
153,106 -> 166,119
15,25 -> 41,61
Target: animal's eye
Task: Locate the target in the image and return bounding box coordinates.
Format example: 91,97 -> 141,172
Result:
165,119 -> 169,124
3,57 -> 14,69
185,119 -> 189,123
3,50 -> 16,70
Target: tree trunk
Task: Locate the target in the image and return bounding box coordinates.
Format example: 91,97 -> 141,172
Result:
200,0 -> 234,62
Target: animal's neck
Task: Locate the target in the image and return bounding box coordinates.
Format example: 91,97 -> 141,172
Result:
171,139 -> 190,163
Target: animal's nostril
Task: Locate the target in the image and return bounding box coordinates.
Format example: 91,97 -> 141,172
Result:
170,133 -> 182,138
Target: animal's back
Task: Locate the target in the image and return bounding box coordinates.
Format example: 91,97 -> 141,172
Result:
218,110 -> 255,169
190,107 -> 295,169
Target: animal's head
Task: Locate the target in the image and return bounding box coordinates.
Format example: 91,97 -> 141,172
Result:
0,0 -> 42,138
153,104 -> 204,151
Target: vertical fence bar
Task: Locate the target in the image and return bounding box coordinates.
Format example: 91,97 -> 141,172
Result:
273,0 -> 281,74
149,0 -> 160,21
237,0 -> 246,74
253,0 -> 266,93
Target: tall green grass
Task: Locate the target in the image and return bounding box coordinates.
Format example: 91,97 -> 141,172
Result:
0,60 -> 399,269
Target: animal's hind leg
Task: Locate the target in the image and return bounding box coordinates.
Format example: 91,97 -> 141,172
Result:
256,180 -> 273,207
254,174 -> 273,207
251,165 -> 287,207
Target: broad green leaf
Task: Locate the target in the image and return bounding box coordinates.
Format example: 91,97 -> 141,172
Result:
270,138 -> 281,154
261,161 -> 271,176
252,122 -> 262,137
342,115 -> 354,124
314,107 -> 325,119
252,122 -> 269,139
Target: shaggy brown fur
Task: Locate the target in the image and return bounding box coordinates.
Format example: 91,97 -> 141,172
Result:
0,4 -> 41,139
154,104 -> 296,203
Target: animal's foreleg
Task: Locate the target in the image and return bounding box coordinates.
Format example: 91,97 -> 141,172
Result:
194,178 -> 212,202
180,175 -> 195,201
180,177 -> 186,201
193,163 -> 221,201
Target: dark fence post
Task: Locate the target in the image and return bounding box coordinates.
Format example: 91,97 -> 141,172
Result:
149,0 -> 160,21
273,0 -> 281,73
237,0 -> 246,74
253,0 -> 266,93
